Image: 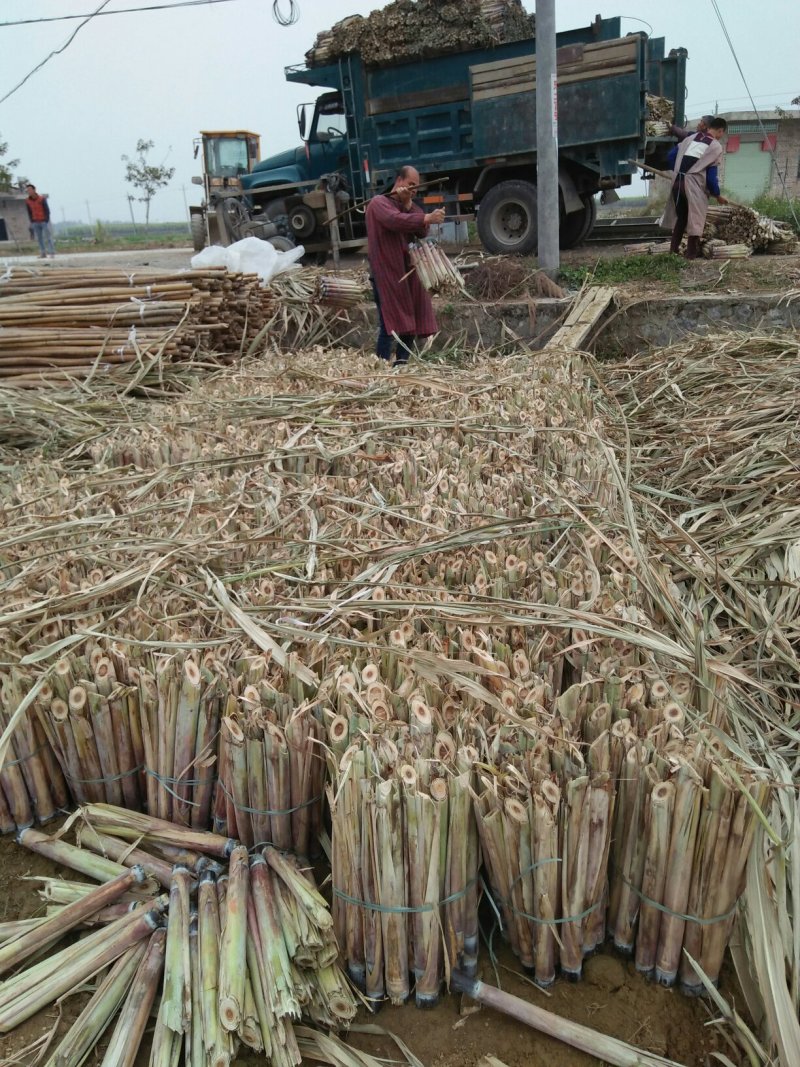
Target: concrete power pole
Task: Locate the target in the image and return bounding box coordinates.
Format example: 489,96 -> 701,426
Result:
535,0 -> 559,276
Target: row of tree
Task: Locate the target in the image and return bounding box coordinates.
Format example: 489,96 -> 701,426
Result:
1,134 -> 174,230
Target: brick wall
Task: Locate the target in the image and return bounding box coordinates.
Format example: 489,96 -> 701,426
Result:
0,194 -> 31,243
771,119 -> 800,198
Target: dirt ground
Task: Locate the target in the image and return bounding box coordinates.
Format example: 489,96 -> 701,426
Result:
3,241 -> 798,299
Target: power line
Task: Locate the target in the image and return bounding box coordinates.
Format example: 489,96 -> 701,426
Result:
0,0 -> 113,105
0,0 -> 240,28
709,0 -> 799,226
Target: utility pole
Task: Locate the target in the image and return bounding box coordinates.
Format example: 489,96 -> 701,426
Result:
535,0 -> 559,276
85,200 -> 92,226
127,194 -> 138,233
181,184 -> 191,234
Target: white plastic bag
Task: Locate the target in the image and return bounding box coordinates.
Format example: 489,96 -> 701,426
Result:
191,237 -> 305,284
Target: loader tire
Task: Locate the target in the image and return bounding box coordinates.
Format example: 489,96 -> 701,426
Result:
190,214 -> 206,252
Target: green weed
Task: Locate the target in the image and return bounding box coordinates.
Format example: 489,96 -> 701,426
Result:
750,195 -> 800,233
559,253 -> 686,287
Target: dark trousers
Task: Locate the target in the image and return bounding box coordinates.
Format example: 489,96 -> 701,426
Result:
371,278 -> 414,363
670,180 -> 689,254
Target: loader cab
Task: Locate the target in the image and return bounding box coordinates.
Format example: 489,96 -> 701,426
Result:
195,131 -> 261,194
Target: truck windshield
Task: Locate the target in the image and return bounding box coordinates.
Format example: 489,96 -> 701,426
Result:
204,138 -> 250,178
311,94 -> 347,140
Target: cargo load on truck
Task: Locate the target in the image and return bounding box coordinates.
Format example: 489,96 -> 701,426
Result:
306,0 -> 535,68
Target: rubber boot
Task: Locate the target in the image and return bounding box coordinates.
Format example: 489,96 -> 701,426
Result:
669,229 -> 683,255
685,236 -> 700,260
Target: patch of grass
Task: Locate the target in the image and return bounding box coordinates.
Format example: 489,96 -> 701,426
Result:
559,253 -> 687,288
750,195 -> 800,233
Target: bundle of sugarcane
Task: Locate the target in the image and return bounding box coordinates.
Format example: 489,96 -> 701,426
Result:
0,669 -> 69,832
708,243 -> 752,259
408,239 -> 465,294
328,729 -> 480,1009
701,237 -> 726,258
646,94 -> 674,125
703,204 -> 792,251
142,655 -> 222,828
474,739 -> 614,987
217,691 -> 325,857
765,237 -> 799,254
305,0 -> 534,67
33,651 -> 147,812
317,275 -> 365,309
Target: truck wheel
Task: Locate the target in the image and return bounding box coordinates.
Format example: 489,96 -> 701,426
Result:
190,214 -> 206,252
477,180 -> 538,255
560,195 -> 596,249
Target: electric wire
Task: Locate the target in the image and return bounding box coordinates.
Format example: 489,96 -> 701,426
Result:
0,0 -> 240,28
0,0 -> 113,105
272,0 -> 299,26
709,0 -> 800,227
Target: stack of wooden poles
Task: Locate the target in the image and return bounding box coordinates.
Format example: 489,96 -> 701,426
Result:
2,805 -> 356,1066
0,268 -> 274,384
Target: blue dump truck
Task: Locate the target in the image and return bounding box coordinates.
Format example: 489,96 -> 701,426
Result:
206,14 -> 685,257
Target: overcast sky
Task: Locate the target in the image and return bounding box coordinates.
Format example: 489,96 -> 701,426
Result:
1,0 -> 798,224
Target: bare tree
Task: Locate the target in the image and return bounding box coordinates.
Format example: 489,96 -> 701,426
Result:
0,134 -> 20,191
122,139 -> 175,231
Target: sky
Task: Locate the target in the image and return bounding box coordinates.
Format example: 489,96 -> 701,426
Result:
0,0 -> 798,224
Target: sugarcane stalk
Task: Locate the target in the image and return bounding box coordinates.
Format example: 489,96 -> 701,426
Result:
160,866 -> 192,1034
451,972 -> 687,1067
80,803 -> 236,858
654,763 -> 704,986
0,864 -> 146,975
76,824 -> 175,888
44,941 -> 148,1067
0,907 -> 162,1032
635,781 -> 675,976
173,660 -> 202,827
17,826 -> 134,883
100,927 -> 167,1067
218,844 -> 249,1032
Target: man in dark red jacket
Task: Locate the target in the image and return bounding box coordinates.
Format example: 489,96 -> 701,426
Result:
25,184 -> 55,258
366,166 -> 444,365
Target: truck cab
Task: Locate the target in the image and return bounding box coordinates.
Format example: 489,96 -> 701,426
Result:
238,90 -> 365,252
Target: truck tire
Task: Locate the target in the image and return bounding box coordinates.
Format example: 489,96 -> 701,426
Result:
577,194 -> 598,243
477,180 -> 538,255
190,214 -> 206,252
559,195 -> 596,249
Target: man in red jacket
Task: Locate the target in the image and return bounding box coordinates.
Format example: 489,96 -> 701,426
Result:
366,166 -> 445,365
25,184 -> 55,258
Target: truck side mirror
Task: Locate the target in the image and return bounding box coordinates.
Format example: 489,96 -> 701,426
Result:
298,104 -> 307,140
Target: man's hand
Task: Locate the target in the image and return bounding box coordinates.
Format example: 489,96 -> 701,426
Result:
425,207 -> 446,227
394,184 -> 415,208
716,195 -> 729,205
